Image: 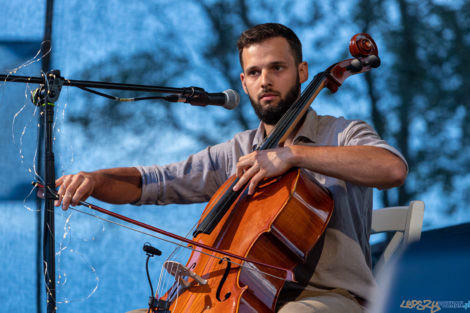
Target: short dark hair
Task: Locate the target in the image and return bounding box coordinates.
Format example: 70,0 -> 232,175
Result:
237,23 -> 303,67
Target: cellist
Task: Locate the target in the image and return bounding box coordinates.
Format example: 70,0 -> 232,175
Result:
55,23 -> 407,312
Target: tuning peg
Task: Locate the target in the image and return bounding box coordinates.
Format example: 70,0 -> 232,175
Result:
348,58 -> 363,73
365,55 -> 381,68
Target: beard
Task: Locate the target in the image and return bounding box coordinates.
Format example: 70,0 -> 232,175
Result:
248,75 -> 301,126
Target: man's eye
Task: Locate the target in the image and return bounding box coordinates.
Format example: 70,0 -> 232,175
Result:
248,70 -> 259,76
274,65 -> 283,71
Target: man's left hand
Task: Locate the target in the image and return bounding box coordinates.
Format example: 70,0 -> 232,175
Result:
233,146 -> 294,195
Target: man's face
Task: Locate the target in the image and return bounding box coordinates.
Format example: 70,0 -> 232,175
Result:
240,36 -> 308,126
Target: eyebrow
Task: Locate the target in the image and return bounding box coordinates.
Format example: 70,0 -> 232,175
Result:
245,61 -> 288,73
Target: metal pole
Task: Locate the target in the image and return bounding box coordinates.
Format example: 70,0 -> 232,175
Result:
42,0 -> 54,72
39,71 -> 63,313
43,86 -> 57,313
40,1 -> 55,313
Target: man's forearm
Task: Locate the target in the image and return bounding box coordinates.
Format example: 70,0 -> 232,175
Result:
90,167 -> 142,204
289,145 -> 407,189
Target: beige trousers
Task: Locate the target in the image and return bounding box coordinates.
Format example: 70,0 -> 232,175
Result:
277,289 -> 365,313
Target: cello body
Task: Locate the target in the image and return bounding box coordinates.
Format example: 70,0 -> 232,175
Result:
160,169 -> 334,312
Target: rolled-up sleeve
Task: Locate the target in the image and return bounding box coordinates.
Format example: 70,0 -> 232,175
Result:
341,120 -> 408,171
133,142 -> 232,205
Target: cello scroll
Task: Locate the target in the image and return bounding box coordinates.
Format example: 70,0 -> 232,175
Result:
326,33 -> 381,92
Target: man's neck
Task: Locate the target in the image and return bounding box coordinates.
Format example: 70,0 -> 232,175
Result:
262,122 -> 297,147
263,122 -> 275,137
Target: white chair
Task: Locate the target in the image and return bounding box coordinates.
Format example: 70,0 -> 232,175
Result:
371,200 -> 425,269
368,201 -> 425,313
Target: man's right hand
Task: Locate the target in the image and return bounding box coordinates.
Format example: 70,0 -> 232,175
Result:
55,172 -> 96,210
54,167 -> 143,211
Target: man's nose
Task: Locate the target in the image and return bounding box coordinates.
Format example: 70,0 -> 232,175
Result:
260,70 -> 272,88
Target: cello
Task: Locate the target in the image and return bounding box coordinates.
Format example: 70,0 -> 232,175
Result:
151,33 -> 381,313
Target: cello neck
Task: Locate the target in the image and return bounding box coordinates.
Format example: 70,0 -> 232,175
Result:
258,72 -> 327,150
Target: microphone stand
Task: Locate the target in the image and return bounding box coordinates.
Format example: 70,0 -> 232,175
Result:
39,70 -> 62,313
0,73 -> 209,97
0,70 -> 216,312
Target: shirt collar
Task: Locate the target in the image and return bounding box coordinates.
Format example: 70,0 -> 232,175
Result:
251,122 -> 266,151
251,108 -> 319,151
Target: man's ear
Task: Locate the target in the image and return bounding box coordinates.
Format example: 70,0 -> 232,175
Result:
240,72 -> 248,94
298,61 -> 308,83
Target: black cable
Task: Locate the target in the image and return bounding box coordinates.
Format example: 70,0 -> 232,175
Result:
144,242 -> 157,313
77,86 -> 168,102
145,254 -> 154,313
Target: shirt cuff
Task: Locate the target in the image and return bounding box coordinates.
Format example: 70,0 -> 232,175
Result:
132,165 -> 160,205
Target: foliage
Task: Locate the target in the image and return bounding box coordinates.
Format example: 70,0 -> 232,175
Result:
353,0 -> 470,217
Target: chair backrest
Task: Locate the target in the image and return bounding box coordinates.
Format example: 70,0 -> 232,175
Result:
371,200 -> 425,269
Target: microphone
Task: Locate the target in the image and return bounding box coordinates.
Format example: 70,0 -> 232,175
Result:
143,243 -> 162,256
165,87 -> 239,110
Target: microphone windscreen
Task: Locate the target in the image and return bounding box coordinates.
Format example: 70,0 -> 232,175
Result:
223,89 -> 240,110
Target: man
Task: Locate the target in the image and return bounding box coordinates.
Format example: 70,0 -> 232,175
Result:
56,23 -> 407,312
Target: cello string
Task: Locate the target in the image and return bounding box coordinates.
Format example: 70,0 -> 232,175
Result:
67,205 -> 291,282
173,263 -> 181,310
275,72 -> 325,147
155,263 -> 164,300
160,261 -> 182,309
195,176 -> 242,237
155,205 -> 197,301
260,76 -> 309,148
161,256 -> 179,304
261,72 -> 326,150
159,222 -> 198,301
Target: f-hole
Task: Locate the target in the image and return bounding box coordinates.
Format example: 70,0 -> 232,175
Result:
216,257 -> 232,302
